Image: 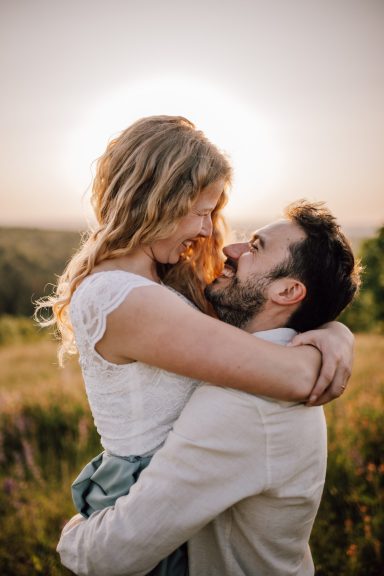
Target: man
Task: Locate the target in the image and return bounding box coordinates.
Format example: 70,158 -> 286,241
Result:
58,200 -> 360,576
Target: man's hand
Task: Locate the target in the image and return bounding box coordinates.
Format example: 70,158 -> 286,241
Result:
288,321 -> 354,406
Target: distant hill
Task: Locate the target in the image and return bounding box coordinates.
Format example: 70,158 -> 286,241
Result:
0,227 -> 81,316
0,222 -> 379,317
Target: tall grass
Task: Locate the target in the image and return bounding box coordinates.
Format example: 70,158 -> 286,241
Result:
0,329 -> 382,575
0,338 -> 100,575
311,334 -> 384,575
0,315 -> 48,347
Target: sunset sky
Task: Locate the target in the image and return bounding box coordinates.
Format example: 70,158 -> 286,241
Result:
1,0 -> 383,230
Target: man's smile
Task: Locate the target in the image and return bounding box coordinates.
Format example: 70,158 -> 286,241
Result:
215,257 -> 237,282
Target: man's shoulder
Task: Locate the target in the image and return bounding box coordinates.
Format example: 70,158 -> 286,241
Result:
172,384 -> 265,439
190,383 -> 256,406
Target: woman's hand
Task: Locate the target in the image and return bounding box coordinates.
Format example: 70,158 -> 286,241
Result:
288,321 -> 354,406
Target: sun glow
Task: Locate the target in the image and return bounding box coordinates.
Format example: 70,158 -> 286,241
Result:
62,76 -> 283,223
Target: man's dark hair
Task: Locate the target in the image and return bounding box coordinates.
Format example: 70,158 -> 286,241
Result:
269,200 -> 362,332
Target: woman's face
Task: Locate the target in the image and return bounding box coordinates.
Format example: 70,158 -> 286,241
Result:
150,179 -> 225,265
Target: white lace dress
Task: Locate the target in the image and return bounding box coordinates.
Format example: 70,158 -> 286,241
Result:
70,270 -> 200,458
70,269 -> 198,576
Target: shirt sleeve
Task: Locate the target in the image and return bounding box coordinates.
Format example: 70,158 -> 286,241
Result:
57,385 -> 268,576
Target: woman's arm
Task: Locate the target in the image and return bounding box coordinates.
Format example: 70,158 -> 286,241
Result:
96,285 -> 348,403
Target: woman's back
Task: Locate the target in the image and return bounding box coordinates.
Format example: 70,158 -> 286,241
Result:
70,270 -> 199,457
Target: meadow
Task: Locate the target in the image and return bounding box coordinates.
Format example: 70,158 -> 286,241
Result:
0,322 -> 383,575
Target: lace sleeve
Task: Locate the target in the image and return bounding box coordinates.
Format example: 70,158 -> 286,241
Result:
70,271 -> 157,353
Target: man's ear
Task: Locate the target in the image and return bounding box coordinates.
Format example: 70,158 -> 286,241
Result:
268,278 -> 306,306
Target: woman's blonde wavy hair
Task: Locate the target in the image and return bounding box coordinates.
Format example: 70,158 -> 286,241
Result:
36,115 -> 232,363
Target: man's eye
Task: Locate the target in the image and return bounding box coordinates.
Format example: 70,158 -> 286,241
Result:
250,243 -> 259,252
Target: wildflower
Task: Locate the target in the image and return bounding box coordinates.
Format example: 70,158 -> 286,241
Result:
3,477 -> 16,495
346,543 -> 358,558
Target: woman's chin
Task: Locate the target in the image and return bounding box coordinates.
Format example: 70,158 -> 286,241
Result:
160,254 -> 182,265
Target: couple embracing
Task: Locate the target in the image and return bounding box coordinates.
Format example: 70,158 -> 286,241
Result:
38,116 -> 360,575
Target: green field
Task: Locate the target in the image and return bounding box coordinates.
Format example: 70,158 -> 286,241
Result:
0,332 -> 383,575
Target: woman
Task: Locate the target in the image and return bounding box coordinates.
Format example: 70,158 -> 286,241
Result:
37,115 -> 352,574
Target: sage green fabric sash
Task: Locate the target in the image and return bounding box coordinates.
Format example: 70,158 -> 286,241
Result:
72,451 -> 152,518
71,451 -> 189,575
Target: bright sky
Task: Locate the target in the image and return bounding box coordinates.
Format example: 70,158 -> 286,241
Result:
1,0 -> 383,230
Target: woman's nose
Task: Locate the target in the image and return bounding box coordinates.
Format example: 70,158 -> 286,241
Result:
200,215 -> 213,237
223,242 -> 248,260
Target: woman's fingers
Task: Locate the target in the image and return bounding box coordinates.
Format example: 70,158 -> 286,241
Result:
306,355 -> 337,404
288,332 -> 316,348
306,364 -> 350,406
289,323 -> 354,407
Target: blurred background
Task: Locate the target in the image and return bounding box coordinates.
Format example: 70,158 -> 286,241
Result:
0,1 -> 383,574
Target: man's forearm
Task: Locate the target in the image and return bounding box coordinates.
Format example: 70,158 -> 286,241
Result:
58,432 -> 230,576
58,386 -> 266,576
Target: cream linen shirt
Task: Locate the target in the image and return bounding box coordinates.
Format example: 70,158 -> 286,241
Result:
58,328 -> 327,576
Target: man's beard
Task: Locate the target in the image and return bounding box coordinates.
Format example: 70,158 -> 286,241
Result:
205,275 -> 269,329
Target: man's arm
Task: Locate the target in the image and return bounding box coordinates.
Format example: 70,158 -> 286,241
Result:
58,386 -> 268,576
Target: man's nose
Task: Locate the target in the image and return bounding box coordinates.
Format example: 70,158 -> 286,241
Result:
223,242 -> 249,260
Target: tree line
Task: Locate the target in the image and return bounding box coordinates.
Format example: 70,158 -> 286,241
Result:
0,225 -> 383,333
0,227 -> 80,316
339,225 -> 384,333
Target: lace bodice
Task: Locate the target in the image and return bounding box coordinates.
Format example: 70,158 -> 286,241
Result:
70,271 -> 199,457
